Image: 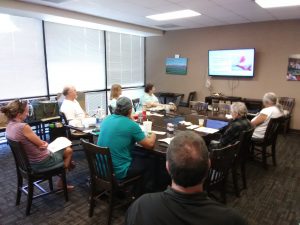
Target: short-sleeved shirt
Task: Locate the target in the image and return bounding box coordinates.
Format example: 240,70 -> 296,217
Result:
252,106 -> 283,139
140,93 -> 159,106
60,99 -> 85,121
126,187 -> 248,225
97,114 -> 146,180
219,117 -> 251,147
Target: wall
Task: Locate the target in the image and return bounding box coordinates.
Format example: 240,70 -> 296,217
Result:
146,20 -> 300,130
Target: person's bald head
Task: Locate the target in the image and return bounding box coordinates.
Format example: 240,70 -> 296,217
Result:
62,86 -> 77,100
166,131 -> 209,188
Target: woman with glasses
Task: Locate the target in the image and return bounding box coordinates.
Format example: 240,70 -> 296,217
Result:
1,99 -> 75,190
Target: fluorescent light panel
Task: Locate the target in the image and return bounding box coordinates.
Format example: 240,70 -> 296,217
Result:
255,0 -> 300,8
146,10 -> 201,21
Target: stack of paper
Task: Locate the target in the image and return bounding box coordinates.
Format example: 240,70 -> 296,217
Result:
186,125 -> 199,130
194,127 -> 219,134
152,131 -> 166,135
47,137 -> 72,153
158,137 -> 174,145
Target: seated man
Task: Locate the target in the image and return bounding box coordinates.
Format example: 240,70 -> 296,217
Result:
97,97 -> 156,191
60,85 -> 86,121
126,131 -> 247,225
210,102 -> 251,149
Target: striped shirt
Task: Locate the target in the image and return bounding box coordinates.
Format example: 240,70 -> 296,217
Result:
6,120 -> 50,163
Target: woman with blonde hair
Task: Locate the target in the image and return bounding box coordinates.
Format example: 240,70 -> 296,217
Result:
251,92 -> 283,139
1,99 -> 75,189
109,84 -> 122,113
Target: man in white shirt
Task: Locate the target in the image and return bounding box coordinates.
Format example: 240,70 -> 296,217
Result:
60,86 -> 86,121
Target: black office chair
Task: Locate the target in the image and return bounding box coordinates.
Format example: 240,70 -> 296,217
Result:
7,139 -> 68,216
59,112 -> 93,144
205,141 -> 240,204
81,139 -> 141,225
251,117 -> 284,169
179,91 -> 196,107
231,127 -> 255,195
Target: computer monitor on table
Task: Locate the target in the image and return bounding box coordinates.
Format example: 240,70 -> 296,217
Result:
205,119 -> 228,130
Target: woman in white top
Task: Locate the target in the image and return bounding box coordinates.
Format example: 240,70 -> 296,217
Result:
251,92 -> 283,139
109,84 -> 122,113
140,83 -> 159,108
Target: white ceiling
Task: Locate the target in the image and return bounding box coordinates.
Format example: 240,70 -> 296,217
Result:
18,0 -> 300,30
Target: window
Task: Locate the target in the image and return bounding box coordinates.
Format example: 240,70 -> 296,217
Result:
85,91 -> 107,115
44,22 -> 106,94
106,32 -> 144,88
0,14 -> 47,100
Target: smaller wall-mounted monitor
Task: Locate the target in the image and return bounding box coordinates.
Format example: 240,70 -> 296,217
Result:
208,48 -> 255,78
166,57 -> 188,75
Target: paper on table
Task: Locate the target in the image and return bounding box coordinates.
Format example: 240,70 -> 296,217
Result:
158,137 -> 174,145
152,130 -> 166,135
47,137 -> 72,153
148,112 -> 164,117
83,129 -> 94,133
225,114 -> 233,119
186,125 -> 199,130
194,127 -> 219,134
178,121 -> 193,126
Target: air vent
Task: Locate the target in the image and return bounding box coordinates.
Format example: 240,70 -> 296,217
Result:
155,24 -> 181,29
40,0 -> 71,3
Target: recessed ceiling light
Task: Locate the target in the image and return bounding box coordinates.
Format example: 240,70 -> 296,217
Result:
255,0 -> 300,8
146,10 -> 201,21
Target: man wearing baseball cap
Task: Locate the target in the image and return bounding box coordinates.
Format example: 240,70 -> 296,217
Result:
97,97 -> 156,192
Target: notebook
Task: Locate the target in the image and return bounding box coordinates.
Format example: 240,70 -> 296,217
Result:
205,119 -> 228,130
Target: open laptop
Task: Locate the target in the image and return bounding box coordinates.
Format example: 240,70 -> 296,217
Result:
205,119 -> 228,130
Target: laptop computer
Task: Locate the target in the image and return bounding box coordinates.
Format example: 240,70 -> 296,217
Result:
205,119 -> 228,130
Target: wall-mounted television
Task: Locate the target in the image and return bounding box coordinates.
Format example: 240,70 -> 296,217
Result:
208,48 -> 255,78
166,57 -> 188,75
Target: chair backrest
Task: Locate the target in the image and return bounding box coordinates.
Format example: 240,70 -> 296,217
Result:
187,91 -> 196,107
207,141 -> 240,186
278,97 -> 295,114
59,112 -> 72,138
7,139 -> 32,176
263,116 -> 284,145
132,98 -> 140,112
108,105 -> 113,114
193,102 -> 208,115
238,127 -> 255,161
81,139 -> 114,190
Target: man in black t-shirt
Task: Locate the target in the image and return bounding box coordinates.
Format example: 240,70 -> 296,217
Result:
125,131 -> 247,225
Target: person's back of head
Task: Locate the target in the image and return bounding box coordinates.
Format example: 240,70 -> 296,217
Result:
262,92 -> 283,113
1,99 -> 28,120
231,102 -> 248,118
114,97 -> 132,117
167,131 -> 209,188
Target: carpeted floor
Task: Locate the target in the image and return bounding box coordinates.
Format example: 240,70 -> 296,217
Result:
0,133 -> 299,225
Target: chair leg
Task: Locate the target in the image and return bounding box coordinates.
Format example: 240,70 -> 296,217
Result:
61,171 -> 68,202
49,177 -> 54,191
26,180 -> 34,216
271,144 -> 277,166
88,196 -> 95,217
107,192 -> 113,225
16,175 -> 23,206
241,162 -> 247,189
232,167 -> 240,197
262,146 -> 268,169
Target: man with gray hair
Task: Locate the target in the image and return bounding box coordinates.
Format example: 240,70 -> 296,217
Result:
60,85 -> 86,121
210,102 -> 251,149
126,131 -> 247,225
97,97 -> 156,190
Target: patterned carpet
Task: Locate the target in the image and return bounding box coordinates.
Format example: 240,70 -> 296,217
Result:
0,133 -> 299,225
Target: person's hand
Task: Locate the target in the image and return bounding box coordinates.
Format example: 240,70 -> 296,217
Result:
39,141 -> 48,150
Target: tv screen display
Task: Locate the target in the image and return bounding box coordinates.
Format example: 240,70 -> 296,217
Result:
208,48 -> 255,77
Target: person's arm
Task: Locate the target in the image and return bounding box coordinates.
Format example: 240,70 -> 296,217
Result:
251,113 -> 267,127
138,133 -> 156,149
23,124 -> 48,150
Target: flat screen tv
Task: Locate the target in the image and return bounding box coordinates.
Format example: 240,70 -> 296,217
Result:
208,48 -> 255,78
